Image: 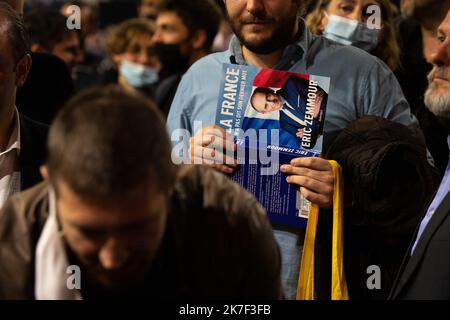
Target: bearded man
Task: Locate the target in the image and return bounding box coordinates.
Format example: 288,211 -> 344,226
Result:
167,0 -> 420,299
390,9 -> 450,300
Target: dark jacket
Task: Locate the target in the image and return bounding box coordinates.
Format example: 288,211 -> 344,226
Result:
0,165 -> 282,299
19,113 -> 48,191
325,116 -> 440,299
155,73 -> 182,118
16,53 -> 74,125
390,190 -> 450,299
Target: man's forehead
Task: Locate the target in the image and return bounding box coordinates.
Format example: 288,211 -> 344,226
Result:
438,11 -> 450,36
143,0 -> 157,5
157,10 -> 183,23
0,32 -> 12,61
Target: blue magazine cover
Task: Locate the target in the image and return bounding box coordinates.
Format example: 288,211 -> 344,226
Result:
215,64 -> 330,228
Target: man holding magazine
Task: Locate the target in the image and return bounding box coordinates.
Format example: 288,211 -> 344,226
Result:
167,0 -> 420,299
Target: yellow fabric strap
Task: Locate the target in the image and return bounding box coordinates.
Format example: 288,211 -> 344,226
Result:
296,160 -> 349,300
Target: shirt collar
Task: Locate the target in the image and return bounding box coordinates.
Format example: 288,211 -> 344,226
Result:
447,135 -> 450,157
0,108 -> 20,157
228,18 -> 313,67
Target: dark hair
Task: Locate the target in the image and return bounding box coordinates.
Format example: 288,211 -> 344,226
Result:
24,9 -> 74,51
16,53 -> 75,125
47,85 -> 176,200
106,18 -> 156,55
0,2 -> 30,65
412,0 -> 450,29
157,0 -> 222,50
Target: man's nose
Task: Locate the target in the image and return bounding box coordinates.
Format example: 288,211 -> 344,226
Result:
430,39 -> 450,67
136,52 -> 150,66
152,29 -> 163,43
246,0 -> 265,15
98,237 -> 129,270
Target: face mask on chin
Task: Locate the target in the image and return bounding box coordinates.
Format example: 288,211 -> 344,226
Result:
119,60 -> 159,88
322,13 -> 379,52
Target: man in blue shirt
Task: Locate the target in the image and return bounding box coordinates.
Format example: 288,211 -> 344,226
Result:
167,0 -> 419,299
390,9 -> 450,300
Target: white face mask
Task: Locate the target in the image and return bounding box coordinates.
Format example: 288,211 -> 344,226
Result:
119,60 -> 159,88
322,13 -> 379,52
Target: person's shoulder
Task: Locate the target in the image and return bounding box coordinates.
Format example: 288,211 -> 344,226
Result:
173,165 -> 269,228
0,181 -> 49,299
0,181 -> 50,237
19,113 -> 49,138
19,113 -> 48,162
172,51 -> 228,100
184,51 -> 230,77
0,181 -> 49,224
314,35 -> 384,70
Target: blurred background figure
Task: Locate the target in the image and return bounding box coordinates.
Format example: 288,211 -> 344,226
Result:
137,0 -> 161,21
16,53 -> 75,125
396,0 -> 431,116
400,0 -> 414,15
60,1 -> 105,92
105,18 -> 160,98
60,0 -> 98,43
306,0 -> 400,72
211,0 -> 233,53
24,9 -> 82,77
152,0 -> 221,117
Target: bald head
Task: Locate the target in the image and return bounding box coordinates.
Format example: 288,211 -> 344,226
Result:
0,0 -> 23,14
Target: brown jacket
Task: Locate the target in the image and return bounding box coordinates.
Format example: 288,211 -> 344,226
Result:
0,165 -> 282,299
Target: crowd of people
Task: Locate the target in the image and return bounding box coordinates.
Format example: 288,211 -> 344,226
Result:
0,0 -> 449,300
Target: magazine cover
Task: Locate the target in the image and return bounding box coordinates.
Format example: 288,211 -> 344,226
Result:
215,63 -> 330,228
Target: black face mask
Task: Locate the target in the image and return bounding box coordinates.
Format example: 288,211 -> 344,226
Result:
154,43 -> 190,76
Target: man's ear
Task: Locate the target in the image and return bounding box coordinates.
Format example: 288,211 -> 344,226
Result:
14,54 -> 32,87
191,29 -> 207,50
40,165 -> 49,180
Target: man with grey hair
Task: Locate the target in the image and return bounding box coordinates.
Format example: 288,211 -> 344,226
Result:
0,2 -> 47,209
396,0 -> 450,174
390,9 -> 450,300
